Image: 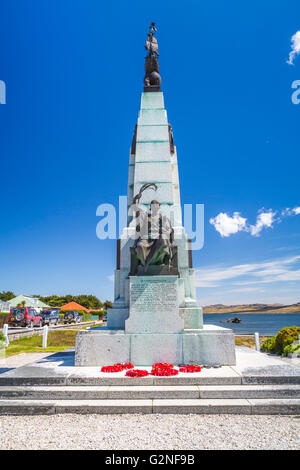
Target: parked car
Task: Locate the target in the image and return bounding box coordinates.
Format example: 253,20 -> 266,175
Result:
63,311 -> 81,324
40,309 -> 60,326
8,307 -> 43,328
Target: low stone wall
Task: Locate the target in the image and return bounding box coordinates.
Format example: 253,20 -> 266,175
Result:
5,321 -> 101,342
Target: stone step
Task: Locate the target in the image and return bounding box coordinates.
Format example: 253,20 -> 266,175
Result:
0,384 -> 299,400
0,374 -> 241,386
2,370 -> 300,386
0,398 -> 299,415
197,384 -> 300,399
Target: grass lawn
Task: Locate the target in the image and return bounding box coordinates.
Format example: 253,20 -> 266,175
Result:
1,332 -> 268,358
235,335 -> 269,349
2,330 -> 78,358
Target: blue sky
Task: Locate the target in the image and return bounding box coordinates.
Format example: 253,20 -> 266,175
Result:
0,0 -> 299,305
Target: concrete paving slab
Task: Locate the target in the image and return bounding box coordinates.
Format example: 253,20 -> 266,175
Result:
279,356 -> 300,368
153,367 -> 241,385
66,368 -> 155,386
197,384 -> 300,399
152,399 -> 252,414
54,399 -> 153,414
0,400 -> 55,415
32,351 -> 75,367
0,385 -> 110,400
106,385 -> 199,399
248,398 -> 300,414
0,365 -> 71,385
232,347 -> 300,384
240,366 -> 300,385
0,353 -> 51,370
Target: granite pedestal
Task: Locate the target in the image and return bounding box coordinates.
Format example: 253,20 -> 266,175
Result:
75,325 -> 236,366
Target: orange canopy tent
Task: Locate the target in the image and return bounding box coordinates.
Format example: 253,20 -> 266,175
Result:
60,301 -> 88,312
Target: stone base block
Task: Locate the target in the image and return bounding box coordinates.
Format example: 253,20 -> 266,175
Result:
75,325 -> 236,366
75,331 -> 130,366
131,334 -> 183,365
183,325 -> 236,366
107,308 -> 129,329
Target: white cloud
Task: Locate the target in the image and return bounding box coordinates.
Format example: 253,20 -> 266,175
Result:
211,206 -> 300,238
249,210 -> 276,237
107,274 -> 114,281
281,208 -> 292,216
231,287 -> 265,293
195,255 -> 300,288
287,31 -> 300,65
281,207 -> 300,216
209,212 -> 247,237
195,263 -> 259,287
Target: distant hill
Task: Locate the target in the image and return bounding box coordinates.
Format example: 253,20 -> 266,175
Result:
203,302 -> 300,314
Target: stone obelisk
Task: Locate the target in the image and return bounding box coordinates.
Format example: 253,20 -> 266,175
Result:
75,24 -> 236,366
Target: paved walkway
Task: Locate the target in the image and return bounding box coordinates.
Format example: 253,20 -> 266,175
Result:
279,356 -> 300,368
0,352 -> 53,373
0,347 -> 299,387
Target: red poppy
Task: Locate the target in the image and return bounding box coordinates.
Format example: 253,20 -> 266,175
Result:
101,362 -> 135,373
125,369 -> 149,377
152,363 -> 174,370
151,367 -> 179,376
101,365 -> 122,373
114,363 -> 134,370
179,365 -> 201,373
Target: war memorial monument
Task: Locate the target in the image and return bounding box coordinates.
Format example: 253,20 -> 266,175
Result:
75,24 -> 236,366
0,24 -> 299,419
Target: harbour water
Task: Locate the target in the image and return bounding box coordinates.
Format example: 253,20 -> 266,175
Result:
203,313 -> 300,336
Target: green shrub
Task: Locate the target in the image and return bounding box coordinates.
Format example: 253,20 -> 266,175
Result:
261,326 -> 300,355
89,310 -> 106,319
0,332 -> 5,342
61,310 -> 86,316
261,336 -> 276,353
81,314 -> 92,322
273,326 -> 300,355
283,343 -> 300,356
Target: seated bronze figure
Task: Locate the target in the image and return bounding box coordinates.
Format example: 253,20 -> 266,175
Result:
130,184 -> 178,276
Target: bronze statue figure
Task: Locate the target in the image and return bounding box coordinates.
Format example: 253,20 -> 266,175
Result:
144,22 -> 161,91
130,183 -> 178,275
168,124 -> 175,154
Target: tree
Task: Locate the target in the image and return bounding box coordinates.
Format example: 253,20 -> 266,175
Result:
38,294 -> 106,309
0,291 -> 15,302
103,300 -> 113,310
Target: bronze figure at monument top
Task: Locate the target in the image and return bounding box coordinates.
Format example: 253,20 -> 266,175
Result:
144,22 -> 161,92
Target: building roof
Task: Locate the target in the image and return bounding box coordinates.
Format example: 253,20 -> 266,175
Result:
60,301 -> 88,312
8,295 -> 49,308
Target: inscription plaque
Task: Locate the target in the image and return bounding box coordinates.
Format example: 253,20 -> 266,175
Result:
125,275 -> 183,334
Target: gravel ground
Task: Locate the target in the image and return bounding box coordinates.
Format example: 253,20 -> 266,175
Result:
0,414 -> 299,450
